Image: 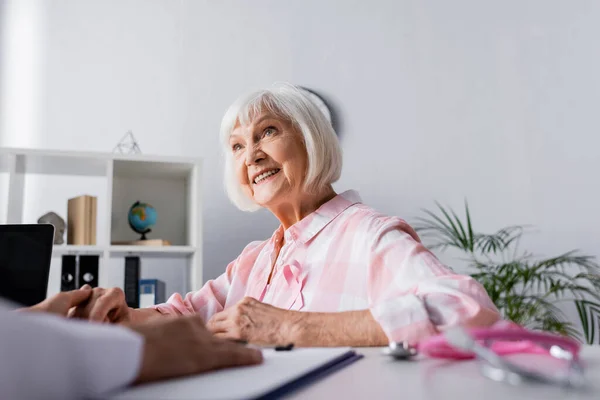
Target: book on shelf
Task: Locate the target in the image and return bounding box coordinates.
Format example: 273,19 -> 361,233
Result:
67,195 -> 97,245
111,239 -> 172,246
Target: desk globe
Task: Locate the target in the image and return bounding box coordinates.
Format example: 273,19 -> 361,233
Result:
128,201 -> 157,240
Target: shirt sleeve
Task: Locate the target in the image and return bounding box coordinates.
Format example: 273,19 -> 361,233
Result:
153,257 -> 238,321
0,301 -> 143,400
366,217 -> 501,345
153,240 -> 265,322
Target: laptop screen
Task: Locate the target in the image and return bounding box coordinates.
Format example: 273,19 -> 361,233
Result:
0,224 -> 54,306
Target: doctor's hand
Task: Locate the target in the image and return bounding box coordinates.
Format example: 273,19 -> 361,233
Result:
207,297 -> 299,345
68,286 -> 132,323
23,285 -> 93,316
132,314 -> 263,383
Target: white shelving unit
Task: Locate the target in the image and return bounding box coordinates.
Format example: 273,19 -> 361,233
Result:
0,147 -> 203,297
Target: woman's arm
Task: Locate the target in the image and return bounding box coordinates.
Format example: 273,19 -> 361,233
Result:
366,217 -> 500,345
129,307 -> 164,323
287,309 -> 389,347
207,297 -> 388,347
153,242 -> 265,321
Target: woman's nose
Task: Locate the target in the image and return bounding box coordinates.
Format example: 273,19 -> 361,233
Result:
246,146 -> 265,165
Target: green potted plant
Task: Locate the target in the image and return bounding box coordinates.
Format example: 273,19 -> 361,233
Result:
414,202 -> 600,344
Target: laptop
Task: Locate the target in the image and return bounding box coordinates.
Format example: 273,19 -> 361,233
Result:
0,224 -> 54,307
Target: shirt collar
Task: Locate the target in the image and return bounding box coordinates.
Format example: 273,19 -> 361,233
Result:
274,190 -> 362,245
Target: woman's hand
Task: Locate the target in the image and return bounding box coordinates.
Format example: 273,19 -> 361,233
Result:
207,297 -> 300,345
22,285 -> 93,316
69,286 -> 132,323
132,315 -> 263,383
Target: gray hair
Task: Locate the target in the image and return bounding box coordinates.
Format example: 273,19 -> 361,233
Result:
220,84 -> 343,212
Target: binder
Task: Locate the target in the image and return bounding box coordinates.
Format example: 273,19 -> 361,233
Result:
124,256 -> 140,308
60,255 -> 77,291
139,279 -> 166,307
78,255 -> 99,288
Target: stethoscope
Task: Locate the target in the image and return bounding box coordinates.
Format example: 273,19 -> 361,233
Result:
382,325 -> 587,389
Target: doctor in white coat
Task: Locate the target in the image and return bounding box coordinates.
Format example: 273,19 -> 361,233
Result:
0,286 -> 262,400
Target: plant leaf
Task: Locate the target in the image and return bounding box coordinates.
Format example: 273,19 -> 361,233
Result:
465,200 -> 475,252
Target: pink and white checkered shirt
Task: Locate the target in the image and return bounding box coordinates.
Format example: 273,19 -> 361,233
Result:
155,190 -> 500,343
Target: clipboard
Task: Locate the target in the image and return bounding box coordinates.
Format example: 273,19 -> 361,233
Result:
109,347 -> 363,400
259,348 -> 362,399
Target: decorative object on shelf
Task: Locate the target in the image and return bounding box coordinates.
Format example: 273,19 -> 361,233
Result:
128,201 -> 157,241
67,195 -> 97,245
113,130 -> 142,155
414,201 -> 600,344
298,87 -> 336,130
37,211 -> 65,244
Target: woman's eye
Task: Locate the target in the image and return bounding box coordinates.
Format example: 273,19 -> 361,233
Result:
232,143 -> 242,152
264,127 -> 276,137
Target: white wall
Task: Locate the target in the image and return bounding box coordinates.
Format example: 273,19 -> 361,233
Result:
1,0 -> 599,295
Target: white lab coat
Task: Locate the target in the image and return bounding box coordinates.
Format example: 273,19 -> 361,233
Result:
0,300 -> 143,400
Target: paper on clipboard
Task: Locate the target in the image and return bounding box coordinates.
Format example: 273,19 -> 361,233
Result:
108,347 -> 362,400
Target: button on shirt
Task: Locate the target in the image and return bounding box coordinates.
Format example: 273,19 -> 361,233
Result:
155,190 -> 500,343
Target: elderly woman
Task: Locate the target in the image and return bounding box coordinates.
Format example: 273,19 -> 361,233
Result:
75,85 -> 500,346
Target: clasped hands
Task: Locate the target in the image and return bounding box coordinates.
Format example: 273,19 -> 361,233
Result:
21,286 -> 264,383
34,286 -> 300,346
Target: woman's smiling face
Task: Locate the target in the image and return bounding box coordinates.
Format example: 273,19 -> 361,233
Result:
229,112 -> 308,208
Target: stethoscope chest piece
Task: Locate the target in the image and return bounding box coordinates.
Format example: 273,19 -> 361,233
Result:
383,342 -> 418,360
